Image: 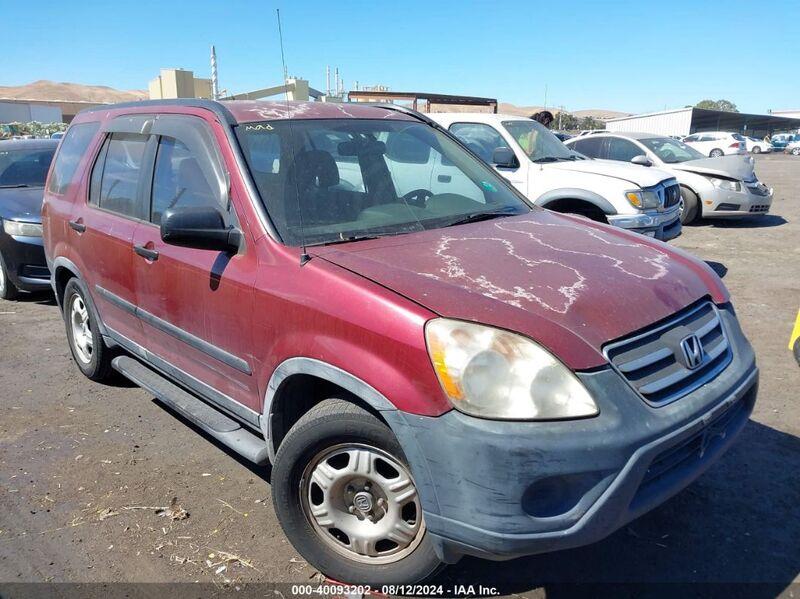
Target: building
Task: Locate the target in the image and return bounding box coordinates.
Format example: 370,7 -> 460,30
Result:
0,100 -> 62,124
606,107 -> 800,137
770,109 -> 800,120
149,69 -> 212,100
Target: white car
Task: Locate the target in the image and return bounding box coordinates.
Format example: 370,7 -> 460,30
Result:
428,113 -> 681,241
744,136 -> 772,154
682,131 -> 747,157
786,140 -> 800,156
565,132 -> 773,224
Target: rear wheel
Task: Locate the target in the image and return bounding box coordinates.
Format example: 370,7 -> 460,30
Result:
271,398 -> 443,585
792,147 -> 800,156
0,252 -> 20,301
63,278 -> 115,382
679,187 -> 700,224
752,146 -> 762,154
709,148 -> 724,158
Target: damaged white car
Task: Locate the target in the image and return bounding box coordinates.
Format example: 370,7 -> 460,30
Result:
567,132 -> 773,224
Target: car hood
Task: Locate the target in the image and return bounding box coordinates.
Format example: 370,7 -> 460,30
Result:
0,186 -> 45,222
313,211 -> 726,370
547,158 -> 673,187
670,155 -> 755,181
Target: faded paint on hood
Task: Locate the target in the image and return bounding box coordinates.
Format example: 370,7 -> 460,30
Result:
314,211 -> 727,370
671,155 -> 756,181
549,158 -> 674,187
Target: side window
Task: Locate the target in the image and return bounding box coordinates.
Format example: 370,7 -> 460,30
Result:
606,138 -> 643,162
571,136 -> 605,158
93,133 -> 148,218
46,122 -> 101,195
385,130 -> 431,164
449,123 -> 509,163
150,137 -> 222,225
684,135 -> 698,142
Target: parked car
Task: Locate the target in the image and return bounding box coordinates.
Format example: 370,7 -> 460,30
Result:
785,139 -> 800,156
50,131 -> 65,140
682,132 -> 746,157
743,136 -> 772,154
43,99 -> 758,584
565,132 -> 773,223
0,138 -> 58,299
429,112 -> 681,241
769,133 -> 799,152
552,131 -> 573,142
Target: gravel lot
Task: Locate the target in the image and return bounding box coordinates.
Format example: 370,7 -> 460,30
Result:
1,154 -> 798,597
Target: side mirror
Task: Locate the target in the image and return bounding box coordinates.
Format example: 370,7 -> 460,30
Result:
160,206 -> 241,252
631,154 -> 653,167
492,147 -> 518,168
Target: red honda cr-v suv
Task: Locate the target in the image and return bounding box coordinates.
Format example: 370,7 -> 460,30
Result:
42,99 -> 758,584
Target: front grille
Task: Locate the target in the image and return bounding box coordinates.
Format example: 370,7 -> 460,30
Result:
716,203 -> 741,211
663,183 -> 681,208
749,204 -> 770,213
604,301 -> 733,406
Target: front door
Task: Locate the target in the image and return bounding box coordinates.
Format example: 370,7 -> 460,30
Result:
448,122 -> 528,195
130,115 -> 259,418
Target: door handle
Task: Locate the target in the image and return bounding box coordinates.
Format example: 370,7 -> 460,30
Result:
134,245 -> 159,261
68,220 -> 86,233
437,175 -> 452,183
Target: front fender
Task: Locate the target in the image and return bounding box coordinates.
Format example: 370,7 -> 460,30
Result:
536,188 -> 618,215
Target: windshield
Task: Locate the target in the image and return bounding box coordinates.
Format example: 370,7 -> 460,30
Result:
236,119 -> 530,246
502,120 -> 577,162
0,147 -> 56,187
639,137 -> 705,163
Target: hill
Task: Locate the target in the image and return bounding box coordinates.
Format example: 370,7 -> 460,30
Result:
0,80 -> 147,103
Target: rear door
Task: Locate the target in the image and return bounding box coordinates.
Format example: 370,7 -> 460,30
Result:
72,117 -> 153,345
130,114 -> 259,418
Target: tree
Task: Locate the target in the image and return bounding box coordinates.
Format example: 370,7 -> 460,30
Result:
695,99 -> 739,113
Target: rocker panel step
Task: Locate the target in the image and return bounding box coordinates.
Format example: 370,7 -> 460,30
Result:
112,356 -> 269,464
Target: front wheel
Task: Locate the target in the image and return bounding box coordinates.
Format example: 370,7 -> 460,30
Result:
680,187 -> 700,224
271,399 -> 443,585
752,146 -> 762,154
63,278 -> 115,382
0,251 -> 20,301
709,148 -> 724,158
792,147 -> 800,156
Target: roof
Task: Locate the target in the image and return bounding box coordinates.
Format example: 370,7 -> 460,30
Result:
428,112 -> 529,124
586,131 -> 665,140
77,98 -> 417,124
0,138 -> 60,150
606,107 -> 693,123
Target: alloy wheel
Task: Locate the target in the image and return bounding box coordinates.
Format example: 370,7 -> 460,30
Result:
300,443 -> 425,565
69,294 -> 94,364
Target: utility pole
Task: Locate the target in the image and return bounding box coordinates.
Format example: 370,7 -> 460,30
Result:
543,84 -> 548,110
326,65 -> 331,96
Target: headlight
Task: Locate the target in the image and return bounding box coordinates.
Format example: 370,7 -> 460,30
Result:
625,189 -> 660,209
2,219 -> 43,237
425,319 -> 598,420
707,177 -> 742,192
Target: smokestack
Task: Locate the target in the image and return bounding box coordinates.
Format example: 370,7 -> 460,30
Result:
326,65 -> 331,96
334,68 -> 340,98
210,45 -> 219,100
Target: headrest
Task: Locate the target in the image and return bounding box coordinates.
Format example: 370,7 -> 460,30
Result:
289,149 -> 339,189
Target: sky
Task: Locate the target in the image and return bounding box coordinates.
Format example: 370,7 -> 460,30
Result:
3,0 -> 799,115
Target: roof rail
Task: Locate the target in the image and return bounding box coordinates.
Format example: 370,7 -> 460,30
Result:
77,98 -> 237,125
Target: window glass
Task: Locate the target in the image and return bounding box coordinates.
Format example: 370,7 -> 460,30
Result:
571,136 -> 605,158
0,147 -> 56,187
684,135 -> 698,142
97,133 -> 147,218
503,120 -> 574,162
150,137 -> 222,225
236,119 -> 529,246
46,122 -> 100,195
606,138 -> 644,162
449,123 -> 510,163
639,137 -> 705,163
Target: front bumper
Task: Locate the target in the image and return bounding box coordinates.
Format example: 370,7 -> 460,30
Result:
702,185 -> 773,218
607,206 -> 681,241
0,231 -> 51,292
387,307 -> 756,563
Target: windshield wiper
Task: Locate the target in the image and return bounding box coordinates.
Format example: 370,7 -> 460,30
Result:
0,184 -> 30,189
445,209 -> 520,228
532,156 -> 561,163
310,234 -> 383,247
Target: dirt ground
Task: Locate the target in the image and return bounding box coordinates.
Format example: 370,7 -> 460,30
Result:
1,154 -> 798,597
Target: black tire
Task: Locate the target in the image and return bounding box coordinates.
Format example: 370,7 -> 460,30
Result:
0,251 -> 20,301
680,187 -> 700,224
271,398 -> 444,585
709,148 -> 724,158
63,278 -> 115,382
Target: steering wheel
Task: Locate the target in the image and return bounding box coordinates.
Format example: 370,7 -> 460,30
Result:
402,188 -> 433,208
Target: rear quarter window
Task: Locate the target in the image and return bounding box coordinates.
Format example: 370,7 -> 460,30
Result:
46,122 -> 101,195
